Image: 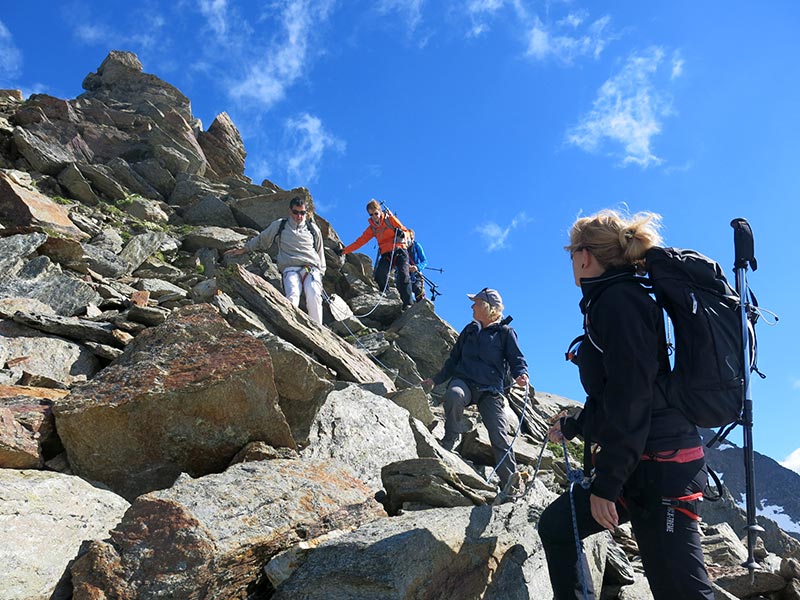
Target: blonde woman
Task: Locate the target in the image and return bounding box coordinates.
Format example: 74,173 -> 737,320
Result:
538,210 -> 713,599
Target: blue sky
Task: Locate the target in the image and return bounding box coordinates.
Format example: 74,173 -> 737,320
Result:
3,1 -> 799,470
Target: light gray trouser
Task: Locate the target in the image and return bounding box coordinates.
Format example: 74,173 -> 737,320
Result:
443,378 -> 516,488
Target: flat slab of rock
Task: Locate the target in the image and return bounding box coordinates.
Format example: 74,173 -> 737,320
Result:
70,458 -> 384,600
11,310 -> 121,346
218,265 -> 395,391
0,170 -> 86,239
53,304 -> 295,500
0,319 -> 101,386
0,469 -> 129,600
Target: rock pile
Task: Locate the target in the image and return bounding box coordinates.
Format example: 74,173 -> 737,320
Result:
1,52 -> 798,600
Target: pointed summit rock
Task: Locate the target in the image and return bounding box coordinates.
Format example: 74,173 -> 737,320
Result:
198,112 -> 247,179
81,50 -> 193,123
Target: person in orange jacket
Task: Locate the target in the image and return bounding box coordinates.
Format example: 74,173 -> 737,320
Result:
337,199 -> 414,308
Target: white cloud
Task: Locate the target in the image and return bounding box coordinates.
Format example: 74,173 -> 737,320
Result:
72,12 -> 164,52
465,0 -> 506,36
229,0 -> 334,109
375,0 -> 426,33
282,112 -> 345,184
198,0 -> 230,39
671,52 -> 684,79
0,19 -> 22,81
525,14 -> 612,64
565,46 -> 676,167
475,212 -> 531,252
793,379 -> 800,390
780,448 -> 800,475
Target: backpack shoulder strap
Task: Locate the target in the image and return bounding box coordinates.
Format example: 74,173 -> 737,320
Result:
306,218 -> 320,250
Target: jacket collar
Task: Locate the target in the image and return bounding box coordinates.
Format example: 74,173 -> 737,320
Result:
579,266 -> 639,314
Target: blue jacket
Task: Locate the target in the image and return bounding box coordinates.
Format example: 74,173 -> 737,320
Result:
432,319 -> 527,394
408,241 -> 427,271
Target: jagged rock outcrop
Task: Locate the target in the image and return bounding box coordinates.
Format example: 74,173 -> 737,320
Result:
70,459 -> 384,600
0,49 -> 798,600
217,264 -> 396,391
53,304 -> 295,500
0,469 -> 129,600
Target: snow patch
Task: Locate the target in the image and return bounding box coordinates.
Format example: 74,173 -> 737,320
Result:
757,502 -> 800,535
736,494 -> 800,534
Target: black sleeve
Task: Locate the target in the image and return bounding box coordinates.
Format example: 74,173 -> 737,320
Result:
432,325 -> 468,386
503,327 -> 528,379
589,286 -> 661,501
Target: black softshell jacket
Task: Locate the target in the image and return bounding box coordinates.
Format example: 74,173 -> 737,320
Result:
563,267 -> 700,502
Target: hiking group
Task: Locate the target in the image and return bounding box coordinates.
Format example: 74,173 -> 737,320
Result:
232,197 -> 758,600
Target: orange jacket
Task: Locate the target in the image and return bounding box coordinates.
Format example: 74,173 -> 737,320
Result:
343,213 -> 408,256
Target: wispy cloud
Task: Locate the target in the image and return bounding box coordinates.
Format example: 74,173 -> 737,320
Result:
475,212 -> 531,252
0,19 -> 22,82
375,0 -> 426,33
565,46 -> 680,168
465,0 -> 505,37
780,447 -> 800,475
71,10 -> 165,53
198,0 -> 231,39
464,3 -> 613,64
229,0 -> 335,109
525,13 -> 613,64
282,112 -> 345,185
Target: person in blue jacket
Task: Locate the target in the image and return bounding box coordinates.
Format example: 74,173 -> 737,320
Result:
406,229 -> 427,302
422,288 -> 529,491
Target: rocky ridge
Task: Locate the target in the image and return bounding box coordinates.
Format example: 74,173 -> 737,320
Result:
1,51 -> 799,600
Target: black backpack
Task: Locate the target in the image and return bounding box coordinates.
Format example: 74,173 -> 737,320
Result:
645,247 -> 753,429
579,247 -> 756,430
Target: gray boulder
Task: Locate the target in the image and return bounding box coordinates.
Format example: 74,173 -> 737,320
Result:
0,231 -> 46,278
0,469 -> 129,600
0,169 -> 86,238
69,459 -> 384,600
301,384 -> 418,490
117,231 -> 168,274
257,330 -> 335,445
0,319 -> 101,386
388,299 -> 459,378
270,491 -> 598,600
229,187 -> 313,231
53,304 -> 295,500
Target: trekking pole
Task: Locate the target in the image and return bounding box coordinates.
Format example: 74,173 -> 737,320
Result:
424,266 -> 445,273
730,218 -> 763,575
418,272 -> 442,301
562,438 -> 591,600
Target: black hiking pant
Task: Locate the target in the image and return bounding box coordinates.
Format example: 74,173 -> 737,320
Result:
537,458 -> 714,600
374,247 -> 413,307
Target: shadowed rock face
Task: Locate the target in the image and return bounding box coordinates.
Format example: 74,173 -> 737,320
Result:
53,304 -> 295,500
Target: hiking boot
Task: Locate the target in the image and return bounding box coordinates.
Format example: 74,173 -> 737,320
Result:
493,472 -> 525,505
439,434 -> 459,452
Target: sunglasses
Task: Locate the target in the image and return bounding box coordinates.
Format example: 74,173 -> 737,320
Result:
370,211 -> 382,217
292,209 -> 307,216
570,245 -> 592,257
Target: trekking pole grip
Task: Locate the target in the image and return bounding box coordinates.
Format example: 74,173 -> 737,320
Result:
731,218 -> 757,271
